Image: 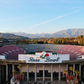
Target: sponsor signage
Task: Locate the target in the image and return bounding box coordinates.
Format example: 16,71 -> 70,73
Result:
18,51 -> 70,63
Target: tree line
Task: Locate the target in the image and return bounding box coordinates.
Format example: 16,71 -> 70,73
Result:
16,35 -> 84,46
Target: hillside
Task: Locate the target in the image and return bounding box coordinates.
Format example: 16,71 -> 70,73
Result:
12,29 -> 84,38
0,33 -> 29,40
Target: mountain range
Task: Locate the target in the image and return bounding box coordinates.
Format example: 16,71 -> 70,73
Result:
0,33 -> 29,40
12,29 -> 84,38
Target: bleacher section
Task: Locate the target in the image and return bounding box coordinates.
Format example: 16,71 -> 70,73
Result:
0,44 -> 84,61
56,45 -> 84,60
0,45 -> 25,60
17,44 -> 64,53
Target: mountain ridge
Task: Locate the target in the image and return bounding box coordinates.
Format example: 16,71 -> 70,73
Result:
11,29 -> 84,38
0,32 -> 29,40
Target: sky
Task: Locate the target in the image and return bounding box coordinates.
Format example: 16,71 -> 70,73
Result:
0,0 -> 84,34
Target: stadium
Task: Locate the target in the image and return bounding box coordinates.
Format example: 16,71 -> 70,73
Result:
0,44 -> 84,84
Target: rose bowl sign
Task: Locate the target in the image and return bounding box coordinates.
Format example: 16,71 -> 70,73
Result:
18,51 -> 70,63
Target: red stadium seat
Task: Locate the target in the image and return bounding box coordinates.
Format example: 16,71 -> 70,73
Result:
0,45 -> 25,60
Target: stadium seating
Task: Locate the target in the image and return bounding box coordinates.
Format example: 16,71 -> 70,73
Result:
0,44 -> 84,61
0,45 -> 25,60
56,45 -> 84,60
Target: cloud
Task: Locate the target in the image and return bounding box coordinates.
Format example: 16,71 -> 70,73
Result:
30,16 -> 64,28
29,9 -> 80,29
63,9 -> 80,16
